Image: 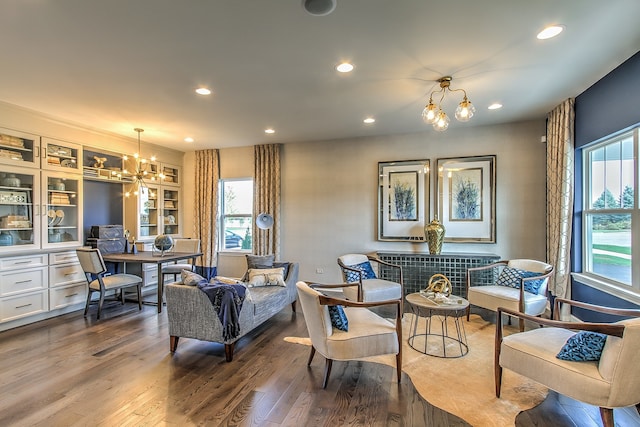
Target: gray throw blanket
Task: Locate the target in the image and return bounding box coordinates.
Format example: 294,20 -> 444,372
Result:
197,281 -> 246,341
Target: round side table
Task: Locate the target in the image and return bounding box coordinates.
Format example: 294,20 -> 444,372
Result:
405,292 -> 470,358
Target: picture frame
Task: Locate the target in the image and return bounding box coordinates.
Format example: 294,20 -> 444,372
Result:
378,159 -> 430,241
436,155 -> 496,243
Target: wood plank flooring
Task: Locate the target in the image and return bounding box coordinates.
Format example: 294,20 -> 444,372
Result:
1,301 -> 639,426
0,302 -> 467,427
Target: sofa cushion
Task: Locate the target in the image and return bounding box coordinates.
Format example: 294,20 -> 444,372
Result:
241,254 -> 275,281
247,267 -> 286,287
496,266 -> 545,294
182,270 -> 208,286
328,305 -> 349,331
556,331 -> 607,361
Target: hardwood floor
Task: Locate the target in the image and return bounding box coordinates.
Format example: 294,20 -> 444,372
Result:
0,301 -> 467,427
1,301 -> 639,426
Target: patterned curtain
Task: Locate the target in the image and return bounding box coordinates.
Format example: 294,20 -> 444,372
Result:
253,144 -> 281,257
194,149 -> 220,279
546,98 -> 575,317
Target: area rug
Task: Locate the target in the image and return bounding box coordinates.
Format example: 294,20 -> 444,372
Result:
284,313 -> 548,427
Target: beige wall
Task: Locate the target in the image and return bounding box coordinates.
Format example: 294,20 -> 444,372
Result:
184,119 -> 548,282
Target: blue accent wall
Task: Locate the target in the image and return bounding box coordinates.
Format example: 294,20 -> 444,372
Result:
572,50 -> 640,319
83,180 -> 123,241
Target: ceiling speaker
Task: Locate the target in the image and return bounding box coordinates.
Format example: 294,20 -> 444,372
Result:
302,0 -> 336,16
256,213 -> 274,230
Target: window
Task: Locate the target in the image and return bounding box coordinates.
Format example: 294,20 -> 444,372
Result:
219,179 -> 253,251
582,128 -> 639,297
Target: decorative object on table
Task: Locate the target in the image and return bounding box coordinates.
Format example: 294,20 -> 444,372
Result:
436,155 -> 496,243
2,173 -> 21,187
425,217 -> 445,254
92,156 -> 107,168
378,159 -> 430,242
425,273 -> 452,297
153,234 -> 174,256
421,76 -> 475,132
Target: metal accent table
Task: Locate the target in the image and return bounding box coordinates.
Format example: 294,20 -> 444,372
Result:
406,292 -> 469,358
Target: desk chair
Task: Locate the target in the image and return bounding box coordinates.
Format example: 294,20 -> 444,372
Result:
161,238 -> 201,282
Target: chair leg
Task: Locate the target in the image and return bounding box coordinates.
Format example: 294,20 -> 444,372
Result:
466,307 -> 470,322
291,300 -> 296,313
519,317 -> 525,332
84,290 -> 92,317
322,358 -> 333,389
495,364 -> 503,397
599,407 -> 614,427
170,336 -> 179,352
121,289 -> 125,304
396,353 -> 402,383
136,285 -> 142,310
97,292 -> 105,320
307,346 -> 316,366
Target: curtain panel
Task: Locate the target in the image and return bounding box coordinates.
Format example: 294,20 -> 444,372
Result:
194,149 -> 220,279
253,144 -> 281,257
546,98 -> 575,315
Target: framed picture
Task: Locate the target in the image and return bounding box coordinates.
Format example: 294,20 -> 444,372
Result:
378,159 -> 430,241
436,155 -> 496,243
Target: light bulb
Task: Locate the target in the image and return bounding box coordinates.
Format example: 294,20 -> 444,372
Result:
422,100 -> 438,124
455,98 -> 476,122
433,110 -> 450,131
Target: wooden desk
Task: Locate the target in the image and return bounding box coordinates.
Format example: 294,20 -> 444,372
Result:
102,251 -> 202,313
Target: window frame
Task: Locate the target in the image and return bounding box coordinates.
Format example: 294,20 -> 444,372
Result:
218,178 -> 253,253
575,127 -> 640,303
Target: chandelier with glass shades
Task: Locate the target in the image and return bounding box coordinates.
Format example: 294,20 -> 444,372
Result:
123,128 -> 162,197
421,76 -> 475,131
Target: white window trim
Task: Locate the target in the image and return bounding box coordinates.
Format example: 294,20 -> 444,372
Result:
219,178 -> 253,253
572,272 -> 640,306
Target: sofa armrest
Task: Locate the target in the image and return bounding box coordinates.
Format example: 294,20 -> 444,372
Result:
165,282 -> 225,342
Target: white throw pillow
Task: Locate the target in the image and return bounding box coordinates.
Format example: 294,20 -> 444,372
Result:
247,267 -> 286,288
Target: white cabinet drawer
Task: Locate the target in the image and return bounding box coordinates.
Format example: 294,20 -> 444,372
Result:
0,254 -> 47,271
0,290 -> 48,322
0,268 -> 48,296
49,263 -> 86,287
144,269 -> 158,286
49,251 -> 79,265
49,283 -> 86,309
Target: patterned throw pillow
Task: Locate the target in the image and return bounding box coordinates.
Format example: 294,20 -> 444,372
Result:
241,254 -> 275,282
328,305 -> 349,331
496,267 -> 545,294
182,270 -> 208,286
343,261 -> 377,283
247,267 -> 286,287
556,331 -> 607,361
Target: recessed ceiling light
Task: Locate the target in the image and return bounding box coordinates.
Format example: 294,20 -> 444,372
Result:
264,128 -> 275,134
488,103 -> 503,110
363,117 -> 376,124
336,62 -> 354,73
184,137 -> 194,143
537,25 -> 564,40
195,87 -> 212,95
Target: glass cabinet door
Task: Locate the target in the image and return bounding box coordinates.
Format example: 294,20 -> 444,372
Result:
41,137 -> 82,173
161,187 -> 180,236
0,128 -> 40,169
42,171 -> 83,248
0,166 -> 40,252
137,183 -> 160,240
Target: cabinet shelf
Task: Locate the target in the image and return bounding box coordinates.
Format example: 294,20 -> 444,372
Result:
0,144 -> 32,153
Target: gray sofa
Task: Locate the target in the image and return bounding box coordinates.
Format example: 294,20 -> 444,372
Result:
165,262 -> 299,361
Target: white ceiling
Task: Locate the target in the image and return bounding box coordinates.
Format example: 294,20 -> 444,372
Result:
1,0 -> 639,151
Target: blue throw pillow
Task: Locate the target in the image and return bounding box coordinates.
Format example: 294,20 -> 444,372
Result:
496,266 -> 545,294
556,331 -> 607,361
328,305 -> 349,331
343,261 -> 377,283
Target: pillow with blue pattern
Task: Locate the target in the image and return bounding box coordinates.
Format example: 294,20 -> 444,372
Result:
328,305 -> 349,331
556,331 -> 607,361
343,261 -> 377,283
181,270 -> 208,286
496,266 -> 545,294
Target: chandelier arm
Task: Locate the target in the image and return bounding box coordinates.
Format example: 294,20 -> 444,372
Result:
448,87 -> 468,98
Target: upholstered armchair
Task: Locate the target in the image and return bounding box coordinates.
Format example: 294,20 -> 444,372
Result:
466,259 -> 553,331
296,281 -> 402,388
495,298 -> 640,427
337,254 -> 403,303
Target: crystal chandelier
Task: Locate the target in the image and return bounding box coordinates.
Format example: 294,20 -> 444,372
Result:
422,76 -> 475,131
123,128 -> 161,197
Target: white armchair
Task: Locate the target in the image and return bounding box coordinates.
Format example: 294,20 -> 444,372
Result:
495,298 -> 640,427
466,259 -> 553,331
296,281 -> 402,388
337,254 -> 403,303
